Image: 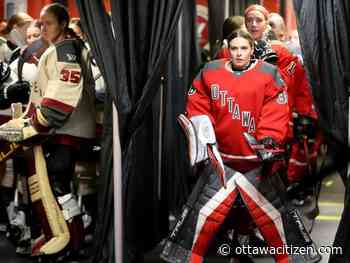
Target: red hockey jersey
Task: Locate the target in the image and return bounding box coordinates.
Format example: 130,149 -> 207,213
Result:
271,42 -> 317,119
216,44 -> 317,119
186,59 -> 289,172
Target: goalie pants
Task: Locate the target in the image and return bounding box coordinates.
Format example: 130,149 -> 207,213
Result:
43,144 -> 76,196
161,164 -> 321,263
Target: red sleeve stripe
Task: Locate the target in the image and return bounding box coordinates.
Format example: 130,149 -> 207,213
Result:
41,98 -> 75,114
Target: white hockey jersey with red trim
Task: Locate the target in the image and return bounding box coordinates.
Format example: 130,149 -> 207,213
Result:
29,38 -> 95,139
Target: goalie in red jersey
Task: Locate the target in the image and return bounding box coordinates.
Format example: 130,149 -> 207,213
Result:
161,30 -> 320,263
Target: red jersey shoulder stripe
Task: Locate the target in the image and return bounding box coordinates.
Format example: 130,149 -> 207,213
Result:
41,98 -> 75,114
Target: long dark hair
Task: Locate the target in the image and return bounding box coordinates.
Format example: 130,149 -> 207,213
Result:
41,3 -> 78,39
222,16 -> 244,40
42,3 -> 69,28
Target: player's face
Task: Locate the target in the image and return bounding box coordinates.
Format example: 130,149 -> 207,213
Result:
245,11 -> 267,40
26,26 -> 41,45
290,30 -> 300,43
271,26 -> 286,42
229,37 -> 253,69
275,29 -> 286,41
40,11 -> 65,44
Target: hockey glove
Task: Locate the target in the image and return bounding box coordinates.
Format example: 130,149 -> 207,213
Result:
293,114 -> 316,143
0,117 -> 38,142
0,109 -> 50,142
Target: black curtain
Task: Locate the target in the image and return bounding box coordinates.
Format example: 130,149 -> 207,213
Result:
76,1 -> 185,262
293,1 -> 350,262
163,0 -> 201,212
208,0 -> 225,57
293,0 -> 350,158
75,2 -> 124,262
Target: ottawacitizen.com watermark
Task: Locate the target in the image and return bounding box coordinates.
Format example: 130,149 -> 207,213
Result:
217,243 -> 343,257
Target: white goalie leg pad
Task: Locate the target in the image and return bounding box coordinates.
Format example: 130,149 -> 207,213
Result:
57,194 -> 82,222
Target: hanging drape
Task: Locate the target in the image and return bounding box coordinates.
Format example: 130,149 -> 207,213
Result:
76,0 -> 198,262
75,3 -> 121,262
208,0 -> 225,57
293,1 -> 350,262
163,0 -> 201,212
293,0 -> 350,160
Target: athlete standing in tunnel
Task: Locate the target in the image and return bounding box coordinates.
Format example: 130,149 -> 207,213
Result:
161,29 -> 321,263
0,3 -> 96,261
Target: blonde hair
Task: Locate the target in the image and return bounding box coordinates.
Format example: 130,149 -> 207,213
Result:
3,12 -> 33,34
244,5 -> 269,20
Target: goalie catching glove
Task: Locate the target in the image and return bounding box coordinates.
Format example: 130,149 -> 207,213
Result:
0,108 -> 50,142
177,114 -> 226,187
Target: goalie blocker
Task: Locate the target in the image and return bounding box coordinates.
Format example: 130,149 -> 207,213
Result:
177,114 -> 226,187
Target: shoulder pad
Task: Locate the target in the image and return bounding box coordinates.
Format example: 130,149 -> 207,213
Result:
259,61 -> 277,75
203,59 -> 225,71
259,61 -> 285,87
55,39 -> 84,64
